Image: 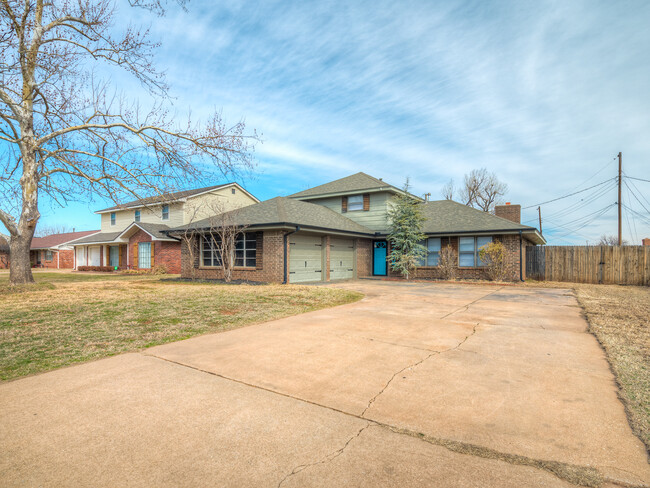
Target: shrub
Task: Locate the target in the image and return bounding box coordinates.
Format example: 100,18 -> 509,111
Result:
438,245 -> 458,280
77,266 -> 114,272
478,241 -> 507,281
152,264 -> 168,275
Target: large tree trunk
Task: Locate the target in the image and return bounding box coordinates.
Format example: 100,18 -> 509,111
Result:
9,232 -> 35,285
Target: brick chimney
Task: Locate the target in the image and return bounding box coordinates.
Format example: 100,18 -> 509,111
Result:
495,202 -> 521,224
643,238 -> 650,246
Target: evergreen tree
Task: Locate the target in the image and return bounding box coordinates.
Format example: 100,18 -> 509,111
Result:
387,181 -> 427,279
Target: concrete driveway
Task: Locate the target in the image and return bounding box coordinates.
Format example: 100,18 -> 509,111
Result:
1,281 -> 648,487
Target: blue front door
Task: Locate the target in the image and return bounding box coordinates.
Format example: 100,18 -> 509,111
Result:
373,241 -> 387,276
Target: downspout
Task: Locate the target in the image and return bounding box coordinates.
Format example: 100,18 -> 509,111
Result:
283,226 -> 301,284
519,230 -> 523,282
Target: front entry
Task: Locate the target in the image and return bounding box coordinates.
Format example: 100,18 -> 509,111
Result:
373,241 -> 387,276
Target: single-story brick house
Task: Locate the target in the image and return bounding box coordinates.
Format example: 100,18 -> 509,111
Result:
71,183 -> 258,273
30,230 -> 100,268
0,230 -> 100,269
168,173 -> 545,283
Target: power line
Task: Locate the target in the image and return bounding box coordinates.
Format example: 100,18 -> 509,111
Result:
623,204 -> 650,226
522,178 -> 615,209
627,177 -> 650,208
626,175 -> 650,183
623,180 -> 650,214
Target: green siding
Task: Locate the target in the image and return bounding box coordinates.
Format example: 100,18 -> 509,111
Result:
308,192 -> 392,232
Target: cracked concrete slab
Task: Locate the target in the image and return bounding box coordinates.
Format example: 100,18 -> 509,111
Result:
1,280 -> 649,487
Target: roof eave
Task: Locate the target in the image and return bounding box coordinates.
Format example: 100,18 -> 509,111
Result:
292,187 -> 423,202
165,222 -> 375,238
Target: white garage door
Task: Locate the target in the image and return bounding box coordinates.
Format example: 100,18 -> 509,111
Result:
88,246 -> 101,266
75,247 -> 85,268
289,234 -> 323,283
330,238 -> 355,280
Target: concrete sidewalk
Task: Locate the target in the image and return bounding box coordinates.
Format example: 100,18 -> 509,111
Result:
1,281 -> 648,487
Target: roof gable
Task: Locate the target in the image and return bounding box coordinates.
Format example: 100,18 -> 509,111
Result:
289,172 -> 415,200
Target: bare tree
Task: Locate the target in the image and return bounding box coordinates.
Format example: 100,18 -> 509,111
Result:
598,234 -> 629,246
35,223 -> 73,237
441,179 -> 454,200
443,169 -> 507,212
204,207 -> 249,283
0,0 -> 256,285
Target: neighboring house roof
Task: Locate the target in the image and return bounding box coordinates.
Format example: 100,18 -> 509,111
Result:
96,183 -> 259,214
69,231 -> 123,245
30,230 -> 100,249
420,200 -> 545,244
290,172 -> 420,200
116,222 -> 176,241
171,197 -> 375,236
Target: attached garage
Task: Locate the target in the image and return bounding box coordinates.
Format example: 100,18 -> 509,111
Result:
330,237 -> 355,280
289,234 -> 324,283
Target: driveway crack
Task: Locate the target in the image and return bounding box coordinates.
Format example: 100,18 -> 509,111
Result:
277,423 -> 371,487
439,287 -> 504,319
361,323 -> 479,417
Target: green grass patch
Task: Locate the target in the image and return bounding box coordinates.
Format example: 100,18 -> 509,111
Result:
0,276 -> 362,381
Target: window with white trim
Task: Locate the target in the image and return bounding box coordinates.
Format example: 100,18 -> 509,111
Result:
110,212 -> 116,226
235,232 -> 257,267
202,234 -> 223,267
162,205 -> 169,220
459,236 -> 492,267
45,250 -> 53,261
135,210 -> 141,222
347,195 -> 363,211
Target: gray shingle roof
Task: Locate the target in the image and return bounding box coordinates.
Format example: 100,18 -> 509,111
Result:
125,223 -> 172,240
70,231 -> 123,245
290,172 -> 406,199
30,230 -> 100,249
421,200 -> 537,234
173,197 -> 375,236
96,184 -> 233,213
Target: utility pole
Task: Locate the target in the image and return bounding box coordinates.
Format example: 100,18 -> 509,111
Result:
618,152 -> 622,246
537,206 -> 542,234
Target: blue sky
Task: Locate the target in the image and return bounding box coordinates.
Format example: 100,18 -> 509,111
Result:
8,0 -> 650,244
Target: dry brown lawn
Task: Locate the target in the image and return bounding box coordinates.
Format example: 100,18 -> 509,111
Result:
0,277 -> 362,381
526,281 -> 650,453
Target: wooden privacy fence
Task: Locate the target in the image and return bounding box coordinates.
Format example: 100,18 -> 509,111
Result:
526,246 -> 650,285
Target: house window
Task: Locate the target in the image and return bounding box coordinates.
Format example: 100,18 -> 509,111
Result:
109,246 -> 119,267
138,242 -> 151,269
162,205 -> 169,220
202,234 -> 223,267
45,250 -> 53,261
235,232 -> 257,267
459,236 -> 492,267
110,212 -> 116,226
135,210 -> 141,222
201,232 -> 257,268
231,188 -> 236,194
416,238 -> 441,266
347,195 -> 363,211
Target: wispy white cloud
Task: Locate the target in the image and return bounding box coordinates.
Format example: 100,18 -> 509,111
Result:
29,0 -> 650,242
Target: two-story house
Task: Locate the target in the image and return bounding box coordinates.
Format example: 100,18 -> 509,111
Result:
169,173 -> 545,283
71,183 -> 258,273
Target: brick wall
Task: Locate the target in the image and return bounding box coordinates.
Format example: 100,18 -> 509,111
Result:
494,204 -> 521,224
356,238 -> 372,278
128,229 -> 181,273
181,230 -> 285,283
410,234 -> 531,282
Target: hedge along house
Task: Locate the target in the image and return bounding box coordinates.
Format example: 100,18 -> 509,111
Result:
170,172 -> 544,284
71,183 -> 259,273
